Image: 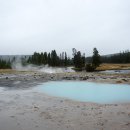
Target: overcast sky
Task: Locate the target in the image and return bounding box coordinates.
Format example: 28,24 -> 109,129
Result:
0,0 -> 130,56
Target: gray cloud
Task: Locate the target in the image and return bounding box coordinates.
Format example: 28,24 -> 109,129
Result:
0,0 -> 130,56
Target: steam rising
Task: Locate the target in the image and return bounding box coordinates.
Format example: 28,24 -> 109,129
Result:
12,60 -> 74,73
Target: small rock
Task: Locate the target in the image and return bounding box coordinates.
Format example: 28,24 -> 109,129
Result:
128,113 -> 130,117
122,79 -> 128,82
125,123 -> 130,126
77,105 -> 80,108
116,81 -> 122,83
82,77 -> 87,80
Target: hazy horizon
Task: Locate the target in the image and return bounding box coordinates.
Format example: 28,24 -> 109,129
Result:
0,49 -> 128,57
0,0 -> 130,56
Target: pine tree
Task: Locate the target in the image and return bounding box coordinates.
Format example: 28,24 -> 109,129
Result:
92,48 -> 101,68
51,50 -> 58,66
44,52 -> 48,65
0,59 -> 11,69
72,48 -> 85,70
64,52 -> 68,66
48,53 -> 51,66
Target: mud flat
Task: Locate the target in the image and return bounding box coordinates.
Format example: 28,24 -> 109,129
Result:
0,70 -> 130,88
0,70 -> 130,130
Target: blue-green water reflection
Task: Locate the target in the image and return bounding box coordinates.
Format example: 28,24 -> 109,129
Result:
37,81 -> 130,104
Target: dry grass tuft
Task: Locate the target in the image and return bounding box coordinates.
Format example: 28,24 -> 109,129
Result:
96,63 -> 130,71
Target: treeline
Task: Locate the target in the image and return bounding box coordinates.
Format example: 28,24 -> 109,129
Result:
0,48 -> 101,72
2,48 -> 130,71
0,59 -> 12,69
101,50 -> 130,63
27,48 -> 101,72
27,50 -> 73,67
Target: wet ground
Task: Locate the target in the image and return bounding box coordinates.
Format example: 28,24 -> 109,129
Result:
0,71 -> 130,130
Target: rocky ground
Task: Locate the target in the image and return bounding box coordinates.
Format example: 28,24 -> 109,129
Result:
0,70 -> 130,130
0,71 -> 130,88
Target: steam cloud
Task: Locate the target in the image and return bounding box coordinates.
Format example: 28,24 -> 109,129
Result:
12,59 -> 74,73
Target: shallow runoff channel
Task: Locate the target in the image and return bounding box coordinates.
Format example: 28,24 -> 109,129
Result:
35,81 -> 130,104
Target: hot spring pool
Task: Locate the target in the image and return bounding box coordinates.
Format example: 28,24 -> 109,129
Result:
36,81 -> 130,104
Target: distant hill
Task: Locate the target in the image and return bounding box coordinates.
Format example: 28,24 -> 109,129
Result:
101,53 -> 120,57
85,53 -> 117,63
86,51 -> 130,63
0,55 -> 31,61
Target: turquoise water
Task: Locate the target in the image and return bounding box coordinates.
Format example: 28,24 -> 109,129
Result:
37,81 -> 130,104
